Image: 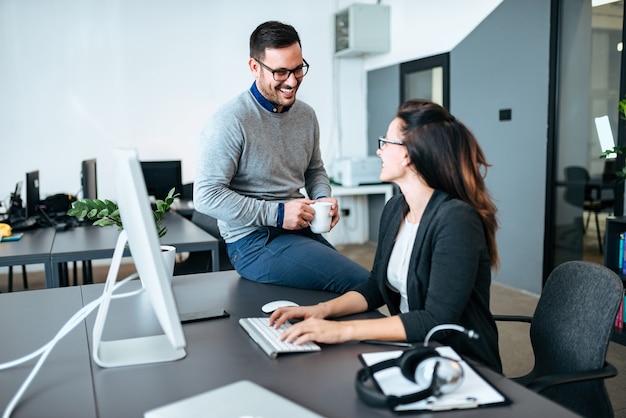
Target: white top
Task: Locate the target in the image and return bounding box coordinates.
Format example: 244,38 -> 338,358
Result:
387,218 -> 419,313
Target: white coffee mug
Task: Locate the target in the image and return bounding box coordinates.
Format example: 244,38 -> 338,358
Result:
160,245 -> 176,284
309,202 -> 332,233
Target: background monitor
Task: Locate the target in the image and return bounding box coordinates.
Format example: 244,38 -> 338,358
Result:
140,160 -> 182,200
81,159 -> 98,199
25,170 -> 40,218
11,181 -> 23,204
92,149 -> 186,368
595,115 -> 616,158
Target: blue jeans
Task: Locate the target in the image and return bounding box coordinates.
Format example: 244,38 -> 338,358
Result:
226,227 -> 369,293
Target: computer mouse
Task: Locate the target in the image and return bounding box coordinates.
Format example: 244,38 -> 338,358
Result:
261,300 -> 299,314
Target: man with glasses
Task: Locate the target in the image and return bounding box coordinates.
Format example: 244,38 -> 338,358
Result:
194,21 -> 368,293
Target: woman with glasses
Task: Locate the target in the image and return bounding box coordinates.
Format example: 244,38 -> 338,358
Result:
271,99 -> 502,373
194,21 -> 369,294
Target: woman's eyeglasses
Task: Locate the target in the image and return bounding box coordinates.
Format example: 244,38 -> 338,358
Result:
378,136 -> 405,149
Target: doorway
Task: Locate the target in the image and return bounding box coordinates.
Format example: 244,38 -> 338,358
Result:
546,0 -> 624,280
400,53 -> 449,109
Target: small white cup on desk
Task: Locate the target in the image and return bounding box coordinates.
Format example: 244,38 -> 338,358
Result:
309,202 -> 332,233
160,245 -> 176,284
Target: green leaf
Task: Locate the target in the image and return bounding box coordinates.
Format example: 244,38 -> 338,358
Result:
93,219 -> 111,227
65,185 -> 180,238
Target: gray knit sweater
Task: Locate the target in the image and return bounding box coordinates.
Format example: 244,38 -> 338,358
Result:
194,89 -> 331,243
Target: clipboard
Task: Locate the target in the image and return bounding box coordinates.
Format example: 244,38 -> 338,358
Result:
359,346 -> 510,413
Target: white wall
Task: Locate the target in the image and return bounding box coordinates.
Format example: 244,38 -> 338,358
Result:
450,0 -> 551,294
0,0 -> 335,202
333,0 -> 501,164
0,0 -> 500,205
5,0 -> 555,292
362,0 -> 502,71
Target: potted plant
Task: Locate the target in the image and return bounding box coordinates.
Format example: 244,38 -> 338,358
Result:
66,187 -> 179,238
66,187 -> 180,276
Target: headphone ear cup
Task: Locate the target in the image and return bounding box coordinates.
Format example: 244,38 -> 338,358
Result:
355,367 -> 390,408
398,347 -> 438,382
355,349 -> 435,408
355,348 -> 465,409
415,357 -> 465,396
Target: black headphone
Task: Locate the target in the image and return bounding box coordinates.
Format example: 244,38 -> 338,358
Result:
355,325 -> 477,409
355,347 -> 463,408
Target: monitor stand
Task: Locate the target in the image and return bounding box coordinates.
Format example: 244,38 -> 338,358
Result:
91,230 -> 186,368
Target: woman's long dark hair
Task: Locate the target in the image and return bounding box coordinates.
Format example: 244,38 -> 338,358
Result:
397,99 -> 499,269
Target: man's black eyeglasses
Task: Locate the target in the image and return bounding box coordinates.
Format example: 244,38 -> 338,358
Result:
378,136 -> 405,149
254,58 -> 309,81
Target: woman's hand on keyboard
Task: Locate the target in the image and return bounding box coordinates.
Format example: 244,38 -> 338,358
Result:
269,304 -> 327,330
269,292 -> 371,345
279,318 -> 352,345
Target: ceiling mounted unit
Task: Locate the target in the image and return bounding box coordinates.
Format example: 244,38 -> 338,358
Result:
335,3 -> 390,58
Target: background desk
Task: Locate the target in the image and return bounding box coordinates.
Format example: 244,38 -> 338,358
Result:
48,211 -> 219,288
0,227 -> 55,286
327,183 -> 394,245
332,183 -> 394,202
0,271 -> 577,417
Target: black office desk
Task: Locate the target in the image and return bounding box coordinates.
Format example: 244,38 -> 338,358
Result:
0,227 -> 55,284
0,271 -> 577,417
0,286 -> 96,418
48,211 -> 219,288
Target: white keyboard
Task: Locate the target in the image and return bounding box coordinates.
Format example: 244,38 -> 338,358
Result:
239,317 -> 321,359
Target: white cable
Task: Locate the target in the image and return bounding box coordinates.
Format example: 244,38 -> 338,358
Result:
0,273 -> 140,371
1,272 -> 141,418
0,296 -> 101,371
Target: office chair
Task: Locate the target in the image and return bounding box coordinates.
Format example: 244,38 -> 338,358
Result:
494,260 -> 623,417
173,210 -> 234,275
563,166 -> 614,253
181,182 -> 194,201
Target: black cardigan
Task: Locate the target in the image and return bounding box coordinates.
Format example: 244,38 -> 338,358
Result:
353,190 -> 502,373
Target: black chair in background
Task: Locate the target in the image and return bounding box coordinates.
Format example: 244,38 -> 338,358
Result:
563,166 -> 614,253
494,260 -> 622,417
181,182 -> 193,201
174,210 -> 233,275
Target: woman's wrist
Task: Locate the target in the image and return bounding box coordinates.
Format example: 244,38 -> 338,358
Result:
316,301 -> 333,318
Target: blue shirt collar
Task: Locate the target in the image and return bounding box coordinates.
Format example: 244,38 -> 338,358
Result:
250,82 -> 291,113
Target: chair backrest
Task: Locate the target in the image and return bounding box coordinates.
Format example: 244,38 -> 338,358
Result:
190,210 -> 221,239
528,260 -> 623,416
563,166 -> 590,207
190,210 -> 234,271
181,182 -> 194,200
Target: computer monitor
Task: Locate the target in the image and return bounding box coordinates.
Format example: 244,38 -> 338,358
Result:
81,159 -> 98,199
595,115 -> 616,158
140,160 -> 182,200
11,181 -> 23,205
92,148 -> 186,368
25,170 -> 40,219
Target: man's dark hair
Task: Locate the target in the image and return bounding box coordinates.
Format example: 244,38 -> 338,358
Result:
250,21 -> 301,60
